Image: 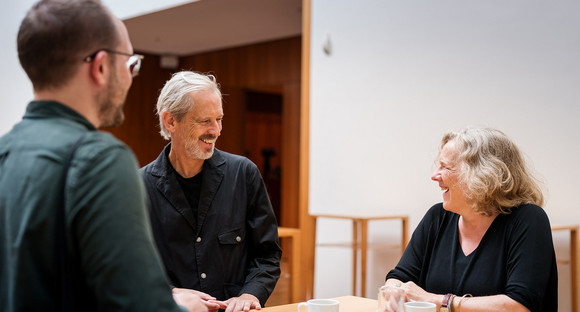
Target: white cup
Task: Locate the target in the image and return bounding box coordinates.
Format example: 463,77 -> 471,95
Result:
403,302 -> 436,312
297,299 -> 339,312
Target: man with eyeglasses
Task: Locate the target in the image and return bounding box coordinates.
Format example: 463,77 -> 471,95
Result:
0,1 -> 209,311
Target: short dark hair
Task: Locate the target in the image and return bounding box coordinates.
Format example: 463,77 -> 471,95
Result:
17,0 -> 120,90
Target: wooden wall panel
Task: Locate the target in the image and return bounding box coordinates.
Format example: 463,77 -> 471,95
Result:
282,82 -> 301,229
180,37 -> 302,228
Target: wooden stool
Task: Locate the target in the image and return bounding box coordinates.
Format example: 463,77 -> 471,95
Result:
311,214 -> 409,297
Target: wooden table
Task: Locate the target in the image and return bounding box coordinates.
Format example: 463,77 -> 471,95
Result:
551,224 -> 579,312
311,214 -> 409,297
256,295 -> 378,312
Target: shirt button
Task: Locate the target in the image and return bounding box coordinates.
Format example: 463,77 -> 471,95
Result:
236,236 -> 242,242
201,273 -> 207,279
196,237 -> 202,243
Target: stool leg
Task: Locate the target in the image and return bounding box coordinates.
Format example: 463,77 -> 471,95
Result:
571,228 -> 578,312
352,220 -> 358,296
401,217 -> 409,255
361,219 -> 368,297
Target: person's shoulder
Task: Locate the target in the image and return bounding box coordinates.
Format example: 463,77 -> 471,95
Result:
76,131 -> 135,164
425,202 -> 446,218
0,132 -> 11,153
214,149 -> 256,167
139,151 -> 162,175
420,202 -> 454,227
215,149 -> 247,161
139,159 -> 155,179
509,203 -> 549,221
504,203 -> 552,234
81,131 -> 127,150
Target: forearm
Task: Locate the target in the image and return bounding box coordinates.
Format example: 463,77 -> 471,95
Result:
450,294 -> 529,312
384,280 -> 529,312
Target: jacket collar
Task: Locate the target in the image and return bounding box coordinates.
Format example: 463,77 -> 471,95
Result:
151,142 -> 225,233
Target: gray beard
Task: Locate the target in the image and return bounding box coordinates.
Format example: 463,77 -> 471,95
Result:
184,138 -> 214,160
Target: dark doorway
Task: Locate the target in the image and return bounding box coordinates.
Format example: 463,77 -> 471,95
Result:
244,90 -> 283,224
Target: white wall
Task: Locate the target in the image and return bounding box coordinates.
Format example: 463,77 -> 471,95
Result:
0,0 -> 35,135
310,0 -> 580,310
0,0 -> 192,136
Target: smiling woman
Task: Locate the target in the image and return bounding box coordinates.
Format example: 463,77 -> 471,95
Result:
431,141 -> 470,217
381,127 -> 557,312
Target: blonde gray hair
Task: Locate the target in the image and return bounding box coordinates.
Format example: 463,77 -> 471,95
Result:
440,127 -> 544,215
157,71 -> 222,140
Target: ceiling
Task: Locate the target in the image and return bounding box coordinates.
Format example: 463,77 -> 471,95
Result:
124,0 -> 303,56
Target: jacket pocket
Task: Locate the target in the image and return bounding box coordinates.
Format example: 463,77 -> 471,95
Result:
218,228 -> 245,245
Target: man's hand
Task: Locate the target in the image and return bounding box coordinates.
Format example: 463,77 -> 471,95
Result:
172,287 -> 226,312
172,291 -> 208,312
222,293 -> 261,312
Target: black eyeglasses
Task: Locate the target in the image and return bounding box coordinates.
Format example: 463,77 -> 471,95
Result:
83,49 -> 144,77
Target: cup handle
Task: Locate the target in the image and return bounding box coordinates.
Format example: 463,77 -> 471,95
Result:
297,302 -> 307,312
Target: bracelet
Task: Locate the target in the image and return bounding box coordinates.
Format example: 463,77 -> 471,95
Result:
449,295 -> 456,312
457,294 -> 472,312
440,294 -> 452,312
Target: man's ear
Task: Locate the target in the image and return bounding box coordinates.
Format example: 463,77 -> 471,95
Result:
161,111 -> 177,134
88,50 -> 109,87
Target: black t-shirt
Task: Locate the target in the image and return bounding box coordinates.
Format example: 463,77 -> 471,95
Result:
170,165 -> 203,290
174,170 -> 203,227
386,203 -> 557,312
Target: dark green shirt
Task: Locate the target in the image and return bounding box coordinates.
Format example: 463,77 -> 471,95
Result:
0,101 -> 186,312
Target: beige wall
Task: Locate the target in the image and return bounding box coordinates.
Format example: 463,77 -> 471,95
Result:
310,1 -> 580,311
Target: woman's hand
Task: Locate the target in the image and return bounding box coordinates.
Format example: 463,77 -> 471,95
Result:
397,281 -> 439,304
381,279 -> 441,311
383,281 -> 532,312
379,280 -> 406,312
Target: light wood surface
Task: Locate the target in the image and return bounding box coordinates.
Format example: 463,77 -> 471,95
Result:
256,296 -> 378,312
552,224 -> 579,312
311,214 -> 409,297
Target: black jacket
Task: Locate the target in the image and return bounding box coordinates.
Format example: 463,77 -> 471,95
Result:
140,144 -> 281,305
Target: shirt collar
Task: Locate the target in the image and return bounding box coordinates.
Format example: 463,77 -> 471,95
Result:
24,100 -> 96,131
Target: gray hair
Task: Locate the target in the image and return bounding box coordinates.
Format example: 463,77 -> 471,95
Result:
157,71 -> 222,140
439,127 -> 544,215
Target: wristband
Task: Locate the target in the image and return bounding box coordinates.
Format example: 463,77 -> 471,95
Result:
440,294 -> 453,312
